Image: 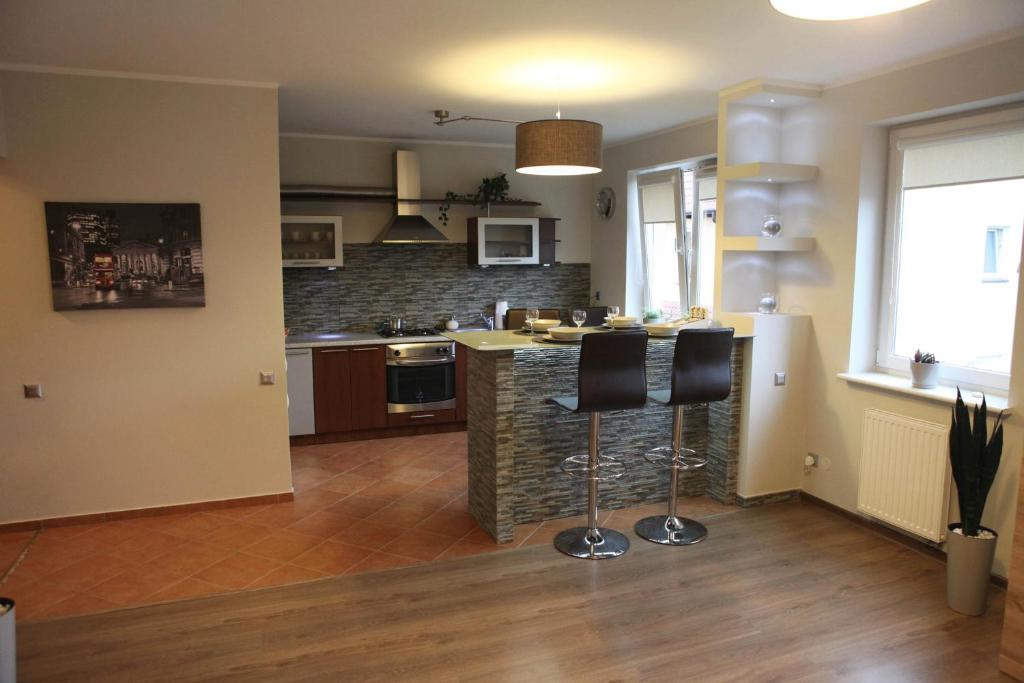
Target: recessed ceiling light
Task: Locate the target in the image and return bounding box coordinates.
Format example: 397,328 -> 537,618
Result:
770,0 -> 932,20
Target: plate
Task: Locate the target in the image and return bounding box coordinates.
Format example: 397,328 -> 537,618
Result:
536,334 -> 581,344
601,323 -> 641,329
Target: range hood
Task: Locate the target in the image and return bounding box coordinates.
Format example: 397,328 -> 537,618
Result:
375,150 -> 448,244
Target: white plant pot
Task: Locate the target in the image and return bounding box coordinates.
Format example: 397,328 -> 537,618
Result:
946,524 -> 997,615
910,361 -> 940,389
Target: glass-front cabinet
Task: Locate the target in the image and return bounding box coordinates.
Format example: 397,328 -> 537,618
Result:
473,217 -> 540,265
282,215 -> 343,268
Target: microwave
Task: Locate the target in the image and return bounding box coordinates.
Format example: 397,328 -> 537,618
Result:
470,217 -> 541,265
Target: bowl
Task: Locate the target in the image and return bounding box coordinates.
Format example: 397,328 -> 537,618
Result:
609,316 -> 638,328
548,326 -> 585,341
644,322 -> 683,336
530,319 -> 562,332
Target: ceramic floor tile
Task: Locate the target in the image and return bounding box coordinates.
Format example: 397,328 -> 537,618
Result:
245,503 -> 315,529
331,519 -> 408,551
417,509 -> 481,539
286,510 -> 361,538
243,529 -> 323,563
144,542 -> 234,577
356,480 -> 419,501
290,540 -> 371,575
200,522 -> 274,550
108,531 -> 188,565
247,564 -> 328,589
346,551 -> 423,575
40,592 -> 120,619
325,495 -> 392,520
316,474 -> 377,497
194,553 -> 283,590
42,553 -> 135,593
146,577 -> 224,604
437,540 -> 506,561
89,564 -> 187,606
381,529 -> 458,562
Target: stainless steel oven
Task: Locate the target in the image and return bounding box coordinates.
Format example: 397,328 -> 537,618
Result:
385,341 -> 456,413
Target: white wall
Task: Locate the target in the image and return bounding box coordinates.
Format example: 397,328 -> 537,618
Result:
588,118 -> 718,314
0,70 -> 293,523
279,135 -> 592,263
780,36 -> 1024,576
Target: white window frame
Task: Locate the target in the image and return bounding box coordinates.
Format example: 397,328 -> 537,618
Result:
877,106 -> 1024,393
636,168 -> 687,314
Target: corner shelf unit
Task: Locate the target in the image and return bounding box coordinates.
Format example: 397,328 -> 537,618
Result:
720,162 -> 818,184
720,236 -> 816,252
715,79 -> 822,315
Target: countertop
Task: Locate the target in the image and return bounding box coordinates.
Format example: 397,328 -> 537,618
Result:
285,332 -> 450,349
443,325 -> 752,351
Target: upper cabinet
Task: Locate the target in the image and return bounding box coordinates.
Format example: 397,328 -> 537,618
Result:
467,216 -> 558,267
282,215 -> 343,268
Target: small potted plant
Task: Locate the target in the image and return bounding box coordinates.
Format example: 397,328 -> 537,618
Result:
642,308 -> 664,324
947,390 -> 1005,615
910,349 -> 940,389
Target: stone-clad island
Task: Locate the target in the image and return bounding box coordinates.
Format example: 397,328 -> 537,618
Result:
442,327 -> 751,543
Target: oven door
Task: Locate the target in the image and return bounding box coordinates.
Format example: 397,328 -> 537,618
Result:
386,360 -> 456,413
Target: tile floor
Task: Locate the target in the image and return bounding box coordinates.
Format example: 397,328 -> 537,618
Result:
0,431 -> 733,621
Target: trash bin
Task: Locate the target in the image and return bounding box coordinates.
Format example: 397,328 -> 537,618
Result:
0,598 -> 14,683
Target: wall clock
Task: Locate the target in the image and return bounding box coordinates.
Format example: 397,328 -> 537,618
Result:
595,186 -> 616,220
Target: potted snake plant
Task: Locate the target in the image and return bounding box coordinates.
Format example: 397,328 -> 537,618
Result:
946,389 -> 1005,615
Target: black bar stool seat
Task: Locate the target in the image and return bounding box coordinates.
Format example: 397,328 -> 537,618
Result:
549,329 -> 648,560
636,327 -> 735,546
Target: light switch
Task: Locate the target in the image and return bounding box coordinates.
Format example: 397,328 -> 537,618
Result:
259,371 -> 276,386
24,384 -> 43,398
773,372 -> 786,386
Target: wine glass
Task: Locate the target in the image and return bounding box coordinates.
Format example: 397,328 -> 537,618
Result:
572,309 -> 587,328
525,307 -> 540,334
606,305 -> 620,325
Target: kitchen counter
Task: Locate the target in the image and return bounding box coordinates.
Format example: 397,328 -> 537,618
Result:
456,331 -> 748,543
444,322 -> 753,351
285,332 -> 450,349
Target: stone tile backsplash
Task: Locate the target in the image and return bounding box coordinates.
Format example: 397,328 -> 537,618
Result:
282,244 -> 591,334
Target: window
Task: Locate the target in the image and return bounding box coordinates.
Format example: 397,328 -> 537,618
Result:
636,163 -> 716,318
878,107 -> 1024,391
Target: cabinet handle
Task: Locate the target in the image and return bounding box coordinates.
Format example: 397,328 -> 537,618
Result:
318,348 -> 350,354
351,347 -> 379,352
409,414 -> 435,419
285,350 -> 309,356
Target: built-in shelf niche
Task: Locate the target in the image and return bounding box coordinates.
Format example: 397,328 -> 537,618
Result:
715,79 -> 821,314
720,236 -> 816,252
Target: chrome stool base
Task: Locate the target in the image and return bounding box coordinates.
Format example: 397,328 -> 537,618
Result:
554,527 -> 630,560
634,515 -> 707,546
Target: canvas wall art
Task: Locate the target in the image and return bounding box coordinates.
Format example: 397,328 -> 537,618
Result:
45,202 -> 205,310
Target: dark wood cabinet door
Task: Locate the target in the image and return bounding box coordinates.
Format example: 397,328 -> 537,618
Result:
455,345 -> 468,422
539,218 -> 557,266
348,345 -> 388,430
313,348 -> 352,433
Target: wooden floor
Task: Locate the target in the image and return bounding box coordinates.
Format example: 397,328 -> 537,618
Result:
16,501 -> 1011,682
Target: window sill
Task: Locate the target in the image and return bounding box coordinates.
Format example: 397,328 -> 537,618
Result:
838,371 -> 1011,415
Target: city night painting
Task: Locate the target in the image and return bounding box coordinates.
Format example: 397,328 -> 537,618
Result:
45,202 -> 205,310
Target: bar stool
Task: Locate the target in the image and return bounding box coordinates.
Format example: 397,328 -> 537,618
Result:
549,330 -> 649,559
636,327 -> 735,546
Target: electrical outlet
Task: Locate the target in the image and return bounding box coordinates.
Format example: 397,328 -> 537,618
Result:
259,371 -> 276,386
23,384 -> 43,398
774,372 -> 787,386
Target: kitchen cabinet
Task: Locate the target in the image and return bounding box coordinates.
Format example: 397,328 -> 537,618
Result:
286,348 -> 316,436
387,408 -> 457,427
467,217 -> 558,267
348,346 -> 388,430
282,215 -> 343,268
313,345 -> 387,433
313,348 -> 353,433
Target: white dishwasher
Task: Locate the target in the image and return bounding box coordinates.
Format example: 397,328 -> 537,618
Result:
285,348 -> 316,436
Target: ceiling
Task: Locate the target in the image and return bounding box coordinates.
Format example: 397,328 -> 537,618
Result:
1,0 -> 1022,144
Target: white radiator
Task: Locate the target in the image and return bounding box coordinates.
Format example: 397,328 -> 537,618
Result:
856,409 -> 950,542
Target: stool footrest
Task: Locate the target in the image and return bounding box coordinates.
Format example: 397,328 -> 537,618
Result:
643,445 -> 707,470
559,454 -> 626,481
